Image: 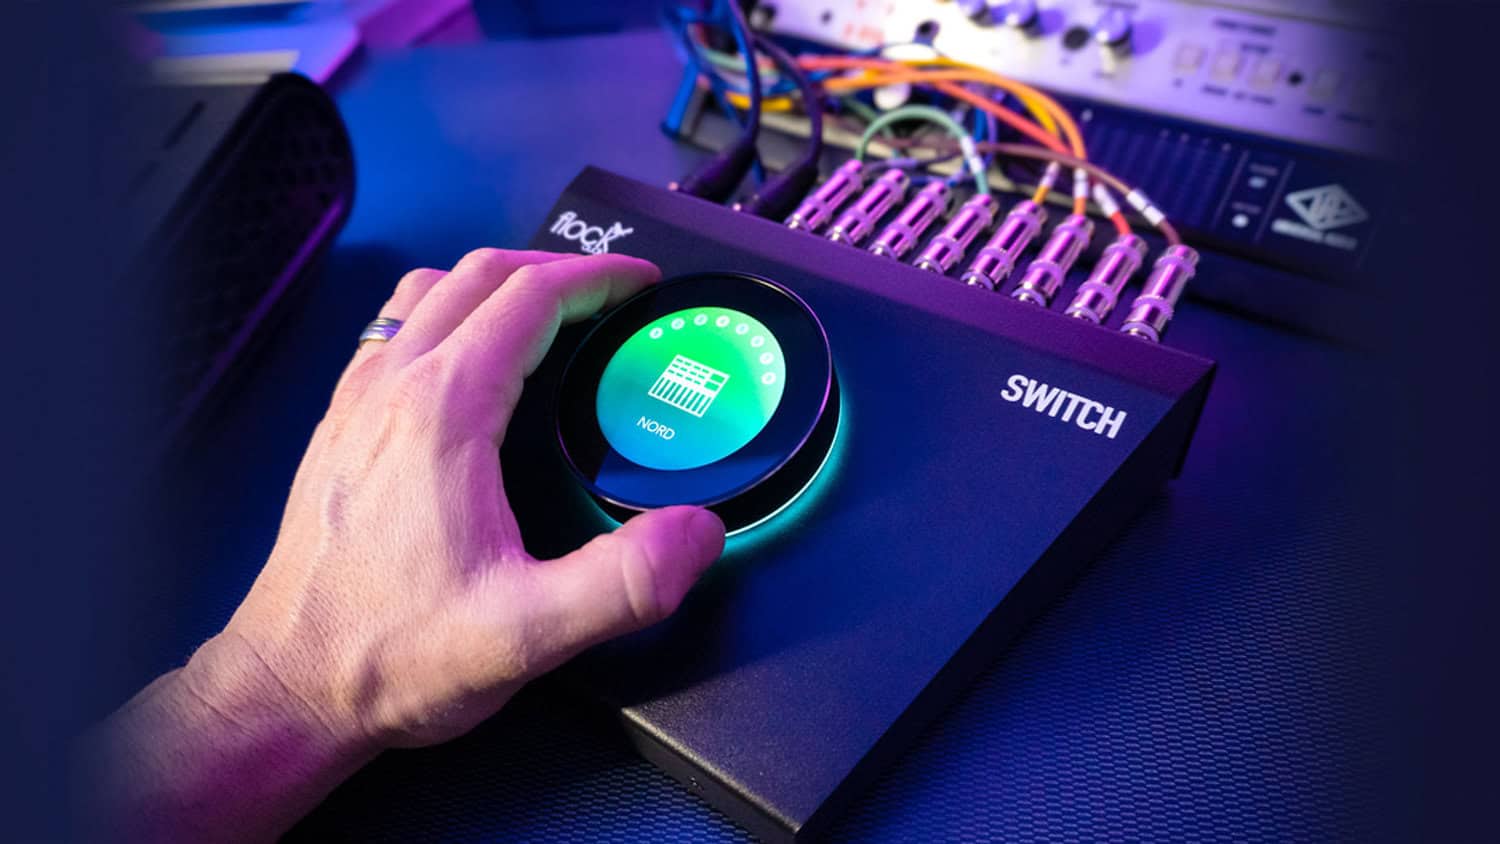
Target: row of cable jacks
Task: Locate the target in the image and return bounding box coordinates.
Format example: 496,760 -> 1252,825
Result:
784,159 -> 1198,344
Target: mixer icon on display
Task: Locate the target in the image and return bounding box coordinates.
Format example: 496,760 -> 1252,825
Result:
649,355 -> 730,417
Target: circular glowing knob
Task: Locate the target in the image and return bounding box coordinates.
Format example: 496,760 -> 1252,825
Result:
557,272 -> 838,534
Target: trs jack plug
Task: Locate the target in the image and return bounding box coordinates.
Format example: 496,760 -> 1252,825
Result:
785,160 -> 864,233
669,134 -> 760,204
1121,245 -> 1200,342
913,193 -> 999,274
961,200 -> 1047,290
871,181 -> 950,260
1065,234 -> 1149,324
1011,214 -> 1093,307
828,168 -> 910,246
738,160 -> 822,222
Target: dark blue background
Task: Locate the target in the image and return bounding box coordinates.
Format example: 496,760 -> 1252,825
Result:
2,2 -> 153,839
4,1 -> 1493,840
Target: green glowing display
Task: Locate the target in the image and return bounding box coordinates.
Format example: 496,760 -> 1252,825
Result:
596,307 -> 786,471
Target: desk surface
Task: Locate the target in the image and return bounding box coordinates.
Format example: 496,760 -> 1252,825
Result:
155,30 -> 1385,842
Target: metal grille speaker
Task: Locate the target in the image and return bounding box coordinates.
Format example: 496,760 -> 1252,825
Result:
121,72 -> 355,448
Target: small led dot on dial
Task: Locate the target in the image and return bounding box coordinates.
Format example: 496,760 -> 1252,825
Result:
649,327 -> 663,339
735,323 -> 749,335
694,313 -> 708,326
671,318 -> 685,330
751,336 -> 765,348
716,315 -> 731,328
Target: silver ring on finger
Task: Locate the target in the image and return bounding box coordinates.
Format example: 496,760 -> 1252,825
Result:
358,317 -> 404,346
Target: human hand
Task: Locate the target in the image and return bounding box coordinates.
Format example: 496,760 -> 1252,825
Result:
96,249 -> 729,838
210,249 -> 725,753
88,251 -> 728,841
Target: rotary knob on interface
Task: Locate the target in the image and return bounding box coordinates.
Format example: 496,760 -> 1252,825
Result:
1093,7 -> 1133,50
999,0 -> 1039,30
956,0 -> 991,23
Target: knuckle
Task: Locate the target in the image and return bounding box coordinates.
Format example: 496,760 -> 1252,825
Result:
386,353 -> 456,421
392,267 -> 442,299
497,264 -> 561,323
336,356 -> 383,399
502,262 -> 551,296
456,247 -> 512,277
606,535 -> 666,626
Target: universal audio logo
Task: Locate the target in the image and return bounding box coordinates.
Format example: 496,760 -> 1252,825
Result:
1270,184 -> 1368,252
551,211 -> 633,255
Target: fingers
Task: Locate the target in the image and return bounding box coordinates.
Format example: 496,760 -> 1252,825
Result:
336,267 -> 446,391
517,507 -> 725,661
334,249 -> 592,401
438,253 -> 660,439
386,249 -> 578,361
358,268 -> 445,358
381,267 -> 446,321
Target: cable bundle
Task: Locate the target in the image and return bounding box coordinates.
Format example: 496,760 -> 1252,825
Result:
664,8 -> 1181,244
662,3 -> 1198,341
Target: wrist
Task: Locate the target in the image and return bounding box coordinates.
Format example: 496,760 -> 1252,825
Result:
84,631 -> 382,841
182,628 -> 381,776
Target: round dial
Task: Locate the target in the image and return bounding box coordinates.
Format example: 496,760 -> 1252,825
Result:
1093,7 -> 1133,48
596,307 -> 787,471
1001,0 -> 1038,29
556,272 -> 838,533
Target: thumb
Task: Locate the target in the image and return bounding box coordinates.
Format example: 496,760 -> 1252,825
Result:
524,506 -> 725,659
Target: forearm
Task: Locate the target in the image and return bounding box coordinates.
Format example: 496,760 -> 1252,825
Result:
82,631 -> 378,842
76,251 -> 722,838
